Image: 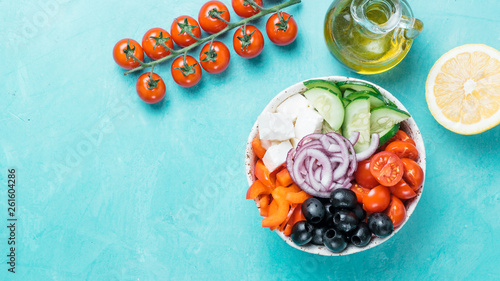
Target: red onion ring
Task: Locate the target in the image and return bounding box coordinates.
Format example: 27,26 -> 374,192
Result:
286,132 -> 359,198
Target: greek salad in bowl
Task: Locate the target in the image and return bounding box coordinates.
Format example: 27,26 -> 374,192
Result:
245,77 -> 425,256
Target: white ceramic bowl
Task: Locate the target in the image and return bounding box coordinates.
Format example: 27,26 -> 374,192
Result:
245,76 -> 426,256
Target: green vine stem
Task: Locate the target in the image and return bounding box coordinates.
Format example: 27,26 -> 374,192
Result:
124,0 -> 301,75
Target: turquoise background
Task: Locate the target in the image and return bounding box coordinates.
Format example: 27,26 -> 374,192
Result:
1,0 -> 499,280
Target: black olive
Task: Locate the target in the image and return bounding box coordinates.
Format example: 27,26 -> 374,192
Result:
330,189 -> 357,210
322,228 -> 347,253
311,227 -> 327,245
332,209 -> 358,233
291,221 -> 313,246
352,204 -> 367,221
349,222 -> 372,247
301,198 -> 325,225
320,202 -> 335,226
367,213 -> 394,237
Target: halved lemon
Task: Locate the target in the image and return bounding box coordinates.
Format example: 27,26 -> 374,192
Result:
426,44 -> 500,135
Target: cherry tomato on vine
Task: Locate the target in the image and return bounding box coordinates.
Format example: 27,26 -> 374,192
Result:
380,130 -> 415,150
351,183 -> 371,204
136,72 -> 166,104
233,25 -> 264,59
232,0 -> 263,18
385,141 -> 419,160
363,185 -> 391,213
266,12 -> 298,46
200,41 -> 230,74
171,16 -> 201,47
354,159 -> 379,189
370,151 -> 404,187
199,1 -> 231,34
142,28 -> 174,60
171,55 -> 202,88
384,195 -> 406,228
389,179 -> 417,200
401,158 -> 424,191
113,39 -> 144,70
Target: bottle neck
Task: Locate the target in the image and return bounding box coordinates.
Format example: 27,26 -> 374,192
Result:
350,0 -> 402,38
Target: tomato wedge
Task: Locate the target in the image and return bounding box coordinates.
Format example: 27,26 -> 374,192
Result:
389,179 -> 417,200
401,158 -> 424,191
384,195 -> 407,228
363,185 -> 391,213
351,183 -> 371,203
369,151 -> 404,187
385,141 -> 419,160
380,130 -> 415,150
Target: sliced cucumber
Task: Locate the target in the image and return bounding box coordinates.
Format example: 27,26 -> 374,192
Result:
303,88 -> 345,131
370,106 -> 411,135
304,79 -> 342,96
343,89 -> 355,98
342,97 -> 371,153
337,81 -> 381,96
321,120 -> 339,134
385,99 -> 397,108
341,98 -> 351,107
346,91 -> 385,109
378,123 -> 400,147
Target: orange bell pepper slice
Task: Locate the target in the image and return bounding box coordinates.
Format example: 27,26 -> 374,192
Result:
286,191 -> 312,204
252,138 -> 267,159
259,195 -> 271,217
283,223 -> 294,236
262,197 -> 290,228
246,180 -> 272,200
285,183 -> 302,193
282,204 -> 306,237
255,160 -> 275,189
278,204 -> 298,231
276,168 -> 294,187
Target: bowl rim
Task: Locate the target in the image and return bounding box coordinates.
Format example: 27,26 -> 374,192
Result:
245,76 -> 426,256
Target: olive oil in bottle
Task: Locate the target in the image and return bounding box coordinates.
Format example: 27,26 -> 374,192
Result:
324,0 -> 423,74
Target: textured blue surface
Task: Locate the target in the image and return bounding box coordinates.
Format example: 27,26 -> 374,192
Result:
1,0 -> 500,280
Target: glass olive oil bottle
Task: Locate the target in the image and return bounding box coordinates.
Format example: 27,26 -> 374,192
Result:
324,0 -> 423,74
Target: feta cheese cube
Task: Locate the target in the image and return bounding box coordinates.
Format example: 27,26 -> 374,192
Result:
276,94 -> 312,122
259,139 -> 282,150
294,108 -> 324,141
263,141 -> 293,172
260,139 -> 273,150
258,112 -> 295,141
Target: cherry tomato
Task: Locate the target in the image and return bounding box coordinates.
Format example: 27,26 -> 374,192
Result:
232,0 -> 263,18
370,151 -> 404,187
363,185 -> 391,213
113,39 -> 144,70
384,195 -> 406,228
385,141 -> 419,160
401,158 -> 424,191
266,12 -> 298,46
354,159 -> 379,189
136,72 -> 166,104
351,183 -> 371,204
233,25 -> 264,59
200,41 -> 230,74
389,179 -> 417,200
171,16 -> 201,47
199,1 -> 231,34
141,28 -> 174,60
380,130 -> 416,150
171,55 -> 202,88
